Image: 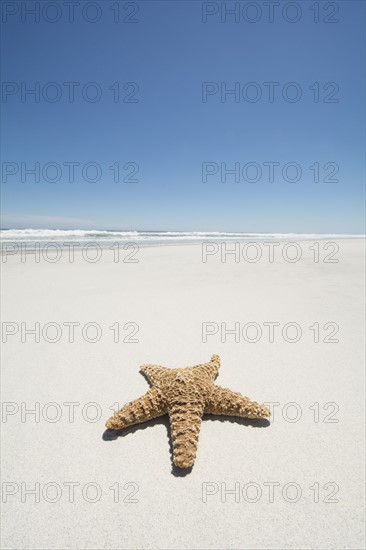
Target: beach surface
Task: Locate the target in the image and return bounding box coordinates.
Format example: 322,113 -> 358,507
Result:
1,238 -> 365,549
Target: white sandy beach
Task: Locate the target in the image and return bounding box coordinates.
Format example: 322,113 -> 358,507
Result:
1,238 -> 365,550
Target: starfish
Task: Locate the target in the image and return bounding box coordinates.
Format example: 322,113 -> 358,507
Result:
105,355 -> 270,469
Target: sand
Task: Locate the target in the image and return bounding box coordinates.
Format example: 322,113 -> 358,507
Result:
1,239 -> 365,549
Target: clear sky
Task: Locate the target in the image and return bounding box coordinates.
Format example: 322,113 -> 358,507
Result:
1,0 -> 365,232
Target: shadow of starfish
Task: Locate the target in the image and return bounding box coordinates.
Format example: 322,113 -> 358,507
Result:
102,413 -> 270,476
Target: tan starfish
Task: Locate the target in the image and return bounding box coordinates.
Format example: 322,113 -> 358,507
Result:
105,355 -> 270,469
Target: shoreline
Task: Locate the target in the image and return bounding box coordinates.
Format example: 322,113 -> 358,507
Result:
1,235 -> 365,254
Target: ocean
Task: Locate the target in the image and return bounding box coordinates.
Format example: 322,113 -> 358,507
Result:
0,229 -> 364,248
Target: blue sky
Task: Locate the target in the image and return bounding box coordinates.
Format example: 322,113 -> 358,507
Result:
1,0 -> 365,232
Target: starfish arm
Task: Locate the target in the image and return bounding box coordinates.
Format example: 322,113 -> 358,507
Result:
194,354 -> 221,381
105,387 -> 167,429
139,364 -> 167,385
205,385 -> 270,419
169,400 -> 205,469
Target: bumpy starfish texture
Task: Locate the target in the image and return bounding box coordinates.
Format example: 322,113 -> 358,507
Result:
105,355 -> 270,469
